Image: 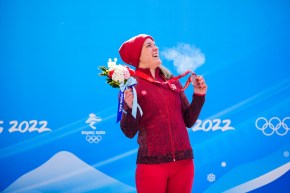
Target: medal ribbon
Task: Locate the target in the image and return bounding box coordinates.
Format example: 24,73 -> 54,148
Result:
135,70 -> 196,92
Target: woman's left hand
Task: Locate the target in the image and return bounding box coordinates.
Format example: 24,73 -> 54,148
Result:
191,75 -> 207,95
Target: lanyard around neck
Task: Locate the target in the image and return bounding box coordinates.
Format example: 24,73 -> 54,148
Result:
135,69 -> 196,92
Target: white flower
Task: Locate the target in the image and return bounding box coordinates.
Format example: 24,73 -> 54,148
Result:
108,58 -> 117,69
108,58 -> 130,84
112,70 -> 125,83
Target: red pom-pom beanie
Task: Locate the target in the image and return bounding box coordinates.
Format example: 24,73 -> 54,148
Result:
119,34 -> 154,67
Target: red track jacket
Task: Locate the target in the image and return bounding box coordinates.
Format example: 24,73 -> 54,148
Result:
120,67 -> 205,164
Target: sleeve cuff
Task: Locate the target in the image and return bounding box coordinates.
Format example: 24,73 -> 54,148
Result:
194,93 -> 206,97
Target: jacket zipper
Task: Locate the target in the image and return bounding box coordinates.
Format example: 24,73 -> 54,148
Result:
158,85 -> 176,162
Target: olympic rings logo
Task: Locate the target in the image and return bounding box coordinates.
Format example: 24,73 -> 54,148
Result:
255,117 -> 290,136
85,134 -> 102,143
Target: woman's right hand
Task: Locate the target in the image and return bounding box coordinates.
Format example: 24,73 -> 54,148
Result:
124,88 -> 134,109
191,75 -> 207,95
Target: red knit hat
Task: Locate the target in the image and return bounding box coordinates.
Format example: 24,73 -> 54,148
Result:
119,34 -> 154,67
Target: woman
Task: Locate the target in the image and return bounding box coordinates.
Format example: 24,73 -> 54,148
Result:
118,34 -> 207,193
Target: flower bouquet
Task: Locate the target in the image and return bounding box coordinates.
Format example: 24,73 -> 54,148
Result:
98,58 -> 142,122
98,58 -> 135,88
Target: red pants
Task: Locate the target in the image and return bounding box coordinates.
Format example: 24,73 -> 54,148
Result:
135,159 -> 194,193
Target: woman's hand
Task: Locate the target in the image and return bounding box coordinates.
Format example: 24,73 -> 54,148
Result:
124,88 -> 134,109
191,75 -> 207,95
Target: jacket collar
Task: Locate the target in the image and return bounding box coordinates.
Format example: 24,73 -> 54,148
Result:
136,67 -> 161,80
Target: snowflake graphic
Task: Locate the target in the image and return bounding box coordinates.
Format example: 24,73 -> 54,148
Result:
207,173 -> 216,183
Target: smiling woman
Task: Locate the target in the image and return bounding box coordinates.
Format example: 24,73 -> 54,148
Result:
138,38 -> 162,76
118,34 -> 207,193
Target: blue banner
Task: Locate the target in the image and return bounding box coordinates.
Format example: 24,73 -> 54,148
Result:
0,0 -> 289,192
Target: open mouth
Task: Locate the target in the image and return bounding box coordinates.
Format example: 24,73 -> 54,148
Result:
153,53 -> 159,58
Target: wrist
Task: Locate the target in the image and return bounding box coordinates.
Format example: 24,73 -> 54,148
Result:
194,92 -> 206,96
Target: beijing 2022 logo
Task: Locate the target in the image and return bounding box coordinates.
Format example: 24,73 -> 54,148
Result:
82,113 -> 106,143
255,117 -> 290,136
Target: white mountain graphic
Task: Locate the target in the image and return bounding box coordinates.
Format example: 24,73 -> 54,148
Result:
3,151 -> 136,193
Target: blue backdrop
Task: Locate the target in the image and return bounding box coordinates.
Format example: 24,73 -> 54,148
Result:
1,0 -> 289,192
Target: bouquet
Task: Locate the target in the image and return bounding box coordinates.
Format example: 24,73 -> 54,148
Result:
98,58 -> 142,122
98,58 -> 135,88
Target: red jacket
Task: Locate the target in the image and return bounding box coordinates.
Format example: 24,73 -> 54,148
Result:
120,67 -> 205,164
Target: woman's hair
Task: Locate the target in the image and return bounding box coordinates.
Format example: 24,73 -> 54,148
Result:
159,65 -> 173,80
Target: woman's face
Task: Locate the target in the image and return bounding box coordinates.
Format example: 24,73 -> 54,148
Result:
139,38 -> 162,69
